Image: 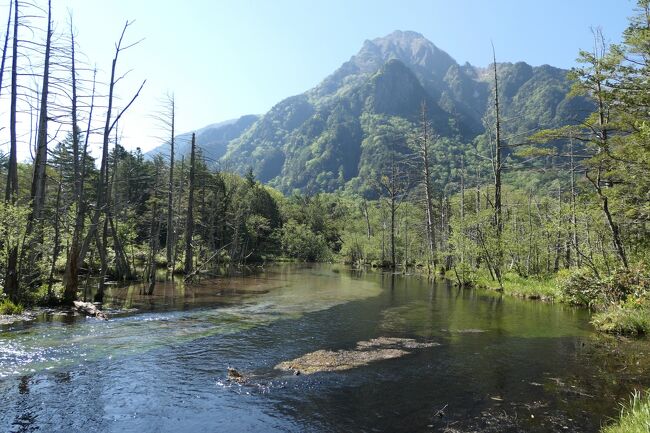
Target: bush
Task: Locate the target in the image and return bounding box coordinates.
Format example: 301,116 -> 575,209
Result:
0,298 -> 24,315
559,266 -> 650,309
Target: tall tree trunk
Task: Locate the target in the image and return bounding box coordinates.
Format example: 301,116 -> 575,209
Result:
77,22 -> 145,302
172,156 -> 185,271
460,155 -> 465,268
4,0 -> 19,302
184,133 -> 196,275
588,167 -> 629,269
47,172 -> 63,300
24,0 -> 53,288
146,166 -> 160,295
418,101 -> 436,268
166,95 -> 176,267
63,64 -> 96,305
492,46 -> 504,287
590,37 -> 628,269
30,0 -> 52,224
361,200 -> 371,240
0,0 -> 12,100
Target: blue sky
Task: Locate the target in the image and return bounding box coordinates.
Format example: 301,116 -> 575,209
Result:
0,0 -> 638,154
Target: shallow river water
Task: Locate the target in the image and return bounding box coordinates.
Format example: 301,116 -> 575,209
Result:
1,264 -> 649,432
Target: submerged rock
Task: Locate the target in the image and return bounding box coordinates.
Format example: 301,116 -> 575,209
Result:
275,337 -> 439,375
441,328 -> 487,334
0,312 -> 36,326
227,367 -> 246,383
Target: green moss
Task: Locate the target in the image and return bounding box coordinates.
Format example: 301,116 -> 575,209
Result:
601,391 -> 650,433
0,298 -> 24,315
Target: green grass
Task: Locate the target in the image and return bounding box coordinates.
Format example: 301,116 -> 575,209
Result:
0,298 -> 24,315
592,306 -> 650,336
602,391 -> 650,433
470,270 -> 560,301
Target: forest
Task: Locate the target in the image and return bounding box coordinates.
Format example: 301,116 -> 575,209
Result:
1,1 -> 650,432
1,0 -> 649,330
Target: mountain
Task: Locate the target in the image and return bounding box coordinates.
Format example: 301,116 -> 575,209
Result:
145,114 -> 259,162
156,31 -> 591,194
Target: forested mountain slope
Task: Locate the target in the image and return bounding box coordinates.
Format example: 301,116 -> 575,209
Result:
164,31 -> 591,193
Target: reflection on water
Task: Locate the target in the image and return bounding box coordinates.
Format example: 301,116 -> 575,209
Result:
0,264 -> 649,433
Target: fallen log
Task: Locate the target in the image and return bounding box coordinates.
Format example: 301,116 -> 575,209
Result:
73,301 -> 108,320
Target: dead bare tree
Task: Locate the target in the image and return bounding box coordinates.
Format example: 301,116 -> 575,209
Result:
376,151 -> 411,269
0,0 -> 12,100
4,0 -> 20,302
414,100 -> 437,271
73,20 -> 145,303
184,133 -> 196,274
491,44 -> 504,287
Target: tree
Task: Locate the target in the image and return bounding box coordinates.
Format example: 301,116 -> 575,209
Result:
4,0 -> 19,302
184,133 -> 196,274
413,101 -> 437,270
165,94 -> 176,268
0,0 -> 12,100
376,151 -> 411,269
75,20 -> 145,303
491,45 -> 504,287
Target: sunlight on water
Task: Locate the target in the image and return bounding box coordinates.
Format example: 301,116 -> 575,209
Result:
0,266 -> 380,378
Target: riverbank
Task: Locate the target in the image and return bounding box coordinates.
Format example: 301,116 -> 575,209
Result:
441,266 -> 650,337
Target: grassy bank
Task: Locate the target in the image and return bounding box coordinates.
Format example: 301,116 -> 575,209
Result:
443,265 -> 650,337
601,391 -> 650,433
592,306 -> 650,336
474,271 -> 560,301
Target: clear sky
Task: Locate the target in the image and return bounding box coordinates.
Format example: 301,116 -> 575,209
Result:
0,0 -> 638,155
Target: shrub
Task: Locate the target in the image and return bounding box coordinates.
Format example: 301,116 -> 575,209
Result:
0,298 -> 24,315
559,265 -> 650,309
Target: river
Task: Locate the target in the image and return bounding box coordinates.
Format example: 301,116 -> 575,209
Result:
1,264 -> 649,432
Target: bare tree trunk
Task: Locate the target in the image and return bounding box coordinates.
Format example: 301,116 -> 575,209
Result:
63,64 -> 96,304
184,133 -> 196,274
0,0 -> 12,100
77,22 -> 145,302
460,155 -> 465,268
390,182 -> 396,269
569,138 -> 580,267
146,166 -> 160,295
22,0 -> 53,289
418,101 -> 436,268
107,137 -> 131,280
172,156 -> 185,271
587,167 -> 628,269
47,171 -> 63,300
30,0 -> 52,225
403,207 -> 408,269
491,45 -> 503,287
166,95 -> 176,267
4,0 -> 19,302
553,186 -> 562,272
361,200 -> 371,239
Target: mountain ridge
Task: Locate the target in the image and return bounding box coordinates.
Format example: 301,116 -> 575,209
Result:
149,30 -> 590,193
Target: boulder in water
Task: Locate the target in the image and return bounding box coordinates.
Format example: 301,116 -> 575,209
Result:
73,301 -> 108,320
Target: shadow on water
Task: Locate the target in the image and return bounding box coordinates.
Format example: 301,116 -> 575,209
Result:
1,264 -> 649,432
